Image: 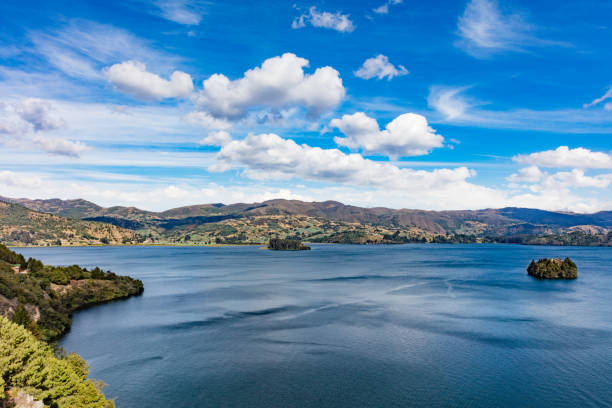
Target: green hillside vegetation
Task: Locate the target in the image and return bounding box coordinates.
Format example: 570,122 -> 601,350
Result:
0,316 -> 114,408
1,197 -> 611,247
0,244 -> 143,341
0,201 -> 144,246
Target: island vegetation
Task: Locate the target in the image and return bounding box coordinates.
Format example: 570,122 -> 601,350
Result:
527,257 -> 578,279
268,238 -> 311,250
0,316 -> 115,408
0,243 -> 144,341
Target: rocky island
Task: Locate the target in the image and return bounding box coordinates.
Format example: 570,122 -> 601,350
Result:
527,257 -> 578,279
268,238 -> 311,251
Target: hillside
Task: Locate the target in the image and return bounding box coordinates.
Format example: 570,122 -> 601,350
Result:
1,196 -> 610,246
0,200 -> 144,246
0,243 -> 144,340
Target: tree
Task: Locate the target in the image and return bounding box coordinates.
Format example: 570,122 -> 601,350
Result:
12,303 -> 31,327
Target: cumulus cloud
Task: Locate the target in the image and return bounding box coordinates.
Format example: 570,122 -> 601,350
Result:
330,112 -> 444,158
0,170 -> 43,188
373,0 -> 403,14
185,111 -> 233,130
427,86 -> 472,120
509,167 -> 612,193
193,53 -> 345,120
354,55 -> 408,80
506,166 -> 544,183
538,169 -> 612,190
456,0 -> 558,58
211,132 -> 466,188
32,135 -> 89,157
105,61 -> 193,101
200,130 -> 232,146
514,146 -> 612,169
292,7 -> 355,33
15,98 -> 65,131
584,86 -> 612,109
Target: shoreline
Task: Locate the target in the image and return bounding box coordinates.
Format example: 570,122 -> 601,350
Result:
9,241 -> 612,249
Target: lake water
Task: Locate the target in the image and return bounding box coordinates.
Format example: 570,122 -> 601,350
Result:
18,244 -> 612,407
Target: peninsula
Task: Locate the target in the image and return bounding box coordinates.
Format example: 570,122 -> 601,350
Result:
0,243 -> 144,341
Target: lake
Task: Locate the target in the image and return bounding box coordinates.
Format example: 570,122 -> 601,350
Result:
18,244 -> 612,407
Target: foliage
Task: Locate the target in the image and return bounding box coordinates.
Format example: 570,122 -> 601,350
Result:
11,303 -> 31,328
527,257 -> 578,279
268,238 -> 310,250
0,244 -> 143,341
0,317 -> 114,407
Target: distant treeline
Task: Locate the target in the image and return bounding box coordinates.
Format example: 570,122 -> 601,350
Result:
487,231 -> 612,247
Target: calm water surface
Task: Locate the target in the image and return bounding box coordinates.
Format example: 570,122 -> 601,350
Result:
18,244 -> 612,407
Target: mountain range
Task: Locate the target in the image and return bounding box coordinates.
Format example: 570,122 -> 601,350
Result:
1,196 -> 610,246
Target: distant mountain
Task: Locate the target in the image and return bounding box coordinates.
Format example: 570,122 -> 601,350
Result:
1,196 -> 610,246
0,200 -> 142,246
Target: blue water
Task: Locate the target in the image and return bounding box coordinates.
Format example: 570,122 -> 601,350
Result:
17,244 -> 612,407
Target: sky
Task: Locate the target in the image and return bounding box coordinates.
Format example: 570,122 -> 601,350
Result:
0,0 -> 611,212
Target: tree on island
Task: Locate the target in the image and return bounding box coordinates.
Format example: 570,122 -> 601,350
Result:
527,257 -> 578,279
268,238 -> 311,251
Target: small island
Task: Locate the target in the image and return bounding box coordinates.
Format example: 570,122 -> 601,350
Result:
268,238 -> 311,251
527,257 -> 578,279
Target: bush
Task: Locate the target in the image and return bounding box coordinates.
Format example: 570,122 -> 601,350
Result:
0,317 -> 114,407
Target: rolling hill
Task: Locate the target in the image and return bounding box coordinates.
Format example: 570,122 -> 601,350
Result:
0,200 -> 143,246
0,196 -> 610,246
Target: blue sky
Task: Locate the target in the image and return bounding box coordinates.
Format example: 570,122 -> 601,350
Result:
0,0 -> 611,211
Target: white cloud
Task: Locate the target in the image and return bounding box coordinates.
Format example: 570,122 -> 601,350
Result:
0,170 -> 43,188
14,98 -> 65,131
0,98 -> 89,157
514,146 -> 612,169
330,112 -> 444,158
424,86 -> 612,133
105,60 -> 193,100
212,132 -> 467,188
584,86 -> 612,109
292,7 -> 355,33
373,0 -> 402,14
29,20 -> 179,80
508,167 -> 612,202
185,111 -> 233,130
536,169 -> 612,190
354,55 -> 408,80
193,53 -> 345,120
373,4 -> 390,14
153,0 -> 204,25
456,0 -> 557,58
32,135 -> 89,157
427,86 -> 472,120
506,166 -> 544,183
200,130 -> 232,146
